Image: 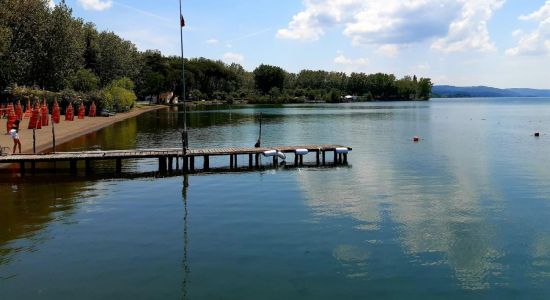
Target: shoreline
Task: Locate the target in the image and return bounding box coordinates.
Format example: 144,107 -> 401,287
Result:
1,105 -> 164,156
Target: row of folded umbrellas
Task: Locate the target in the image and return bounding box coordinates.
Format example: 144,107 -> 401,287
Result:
2,99 -> 97,133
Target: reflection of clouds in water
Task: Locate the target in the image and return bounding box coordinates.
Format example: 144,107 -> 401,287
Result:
333,245 -> 370,263
530,234 -> 550,281
297,111 -> 507,290
333,245 -> 370,279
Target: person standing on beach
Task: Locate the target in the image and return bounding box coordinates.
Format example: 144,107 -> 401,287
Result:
10,119 -> 21,154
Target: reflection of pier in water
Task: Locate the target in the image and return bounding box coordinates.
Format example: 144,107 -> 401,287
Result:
181,175 -> 190,300
0,162 -> 352,181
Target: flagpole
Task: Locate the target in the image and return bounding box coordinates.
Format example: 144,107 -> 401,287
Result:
179,0 -> 188,154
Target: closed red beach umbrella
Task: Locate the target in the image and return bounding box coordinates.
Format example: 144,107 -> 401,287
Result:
89,101 -> 96,117
15,100 -> 23,120
24,99 -> 32,119
52,98 -> 60,124
6,103 -> 16,133
78,102 -> 85,119
35,102 -> 42,129
65,102 -> 74,121
28,102 -> 42,130
41,98 -> 49,126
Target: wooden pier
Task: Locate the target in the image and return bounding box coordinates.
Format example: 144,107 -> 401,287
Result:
0,144 -> 352,175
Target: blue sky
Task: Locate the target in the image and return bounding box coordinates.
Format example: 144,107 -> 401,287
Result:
53,0 -> 550,88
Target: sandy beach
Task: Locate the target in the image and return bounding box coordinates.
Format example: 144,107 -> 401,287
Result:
0,105 -> 163,155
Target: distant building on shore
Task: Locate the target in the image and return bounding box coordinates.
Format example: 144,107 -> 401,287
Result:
144,92 -> 179,104
343,95 -> 357,102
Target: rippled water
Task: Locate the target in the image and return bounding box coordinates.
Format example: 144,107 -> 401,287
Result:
3,98 -> 550,299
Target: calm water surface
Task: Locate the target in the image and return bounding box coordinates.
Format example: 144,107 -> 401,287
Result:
2,98 -> 550,299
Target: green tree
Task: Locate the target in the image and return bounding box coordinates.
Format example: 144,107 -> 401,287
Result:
253,64 -> 285,95
96,31 -> 141,85
417,78 -> 433,100
69,69 -> 100,92
395,76 -> 416,100
0,26 -> 11,56
139,71 -> 165,101
0,0 -> 50,89
102,77 -> 137,112
41,1 -> 85,90
83,22 -> 99,71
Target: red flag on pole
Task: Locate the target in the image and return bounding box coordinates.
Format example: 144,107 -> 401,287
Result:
180,14 -> 185,27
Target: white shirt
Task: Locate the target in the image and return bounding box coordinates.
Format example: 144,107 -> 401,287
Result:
9,129 -> 19,140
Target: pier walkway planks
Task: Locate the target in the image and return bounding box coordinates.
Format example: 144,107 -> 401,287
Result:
0,144 -> 352,174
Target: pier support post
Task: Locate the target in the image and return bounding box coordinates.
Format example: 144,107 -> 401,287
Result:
20,162 -> 25,175
343,153 -> 348,164
159,157 -> 167,173
183,155 -> 188,173
322,151 -> 326,166
190,156 -> 195,172
294,154 -> 299,166
31,162 -> 36,174
230,155 -> 234,169
116,158 -> 122,174
85,159 -> 92,174
234,155 -> 238,168
255,154 -> 260,168
299,155 -> 304,166
204,155 -> 210,171
273,156 -> 278,167
316,150 -> 320,166
249,154 -> 253,169
333,151 -> 338,165
70,160 -> 77,174
168,157 -> 173,173
176,156 -> 180,170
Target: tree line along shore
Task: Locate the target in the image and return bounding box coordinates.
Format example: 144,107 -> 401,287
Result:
0,0 -> 433,112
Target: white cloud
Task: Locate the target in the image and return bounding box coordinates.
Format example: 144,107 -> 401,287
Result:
277,0 -> 503,53
431,0 -> 505,53
519,1 -> 550,21
512,29 -> 523,38
334,54 -> 369,66
415,63 -> 431,71
276,11 -> 326,40
223,52 -> 244,63
506,1 -> 550,56
119,29 -> 177,54
205,39 -> 219,45
78,0 -> 113,11
376,44 -> 401,57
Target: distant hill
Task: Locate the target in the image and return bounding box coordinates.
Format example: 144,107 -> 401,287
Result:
432,85 -> 550,98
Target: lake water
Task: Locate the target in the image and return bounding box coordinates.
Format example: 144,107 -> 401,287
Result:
2,98 -> 550,299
